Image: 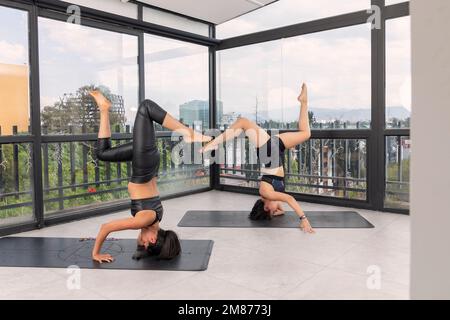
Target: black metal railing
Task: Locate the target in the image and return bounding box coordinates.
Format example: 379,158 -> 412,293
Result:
0,127 -> 411,217
0,126 -> 209,218
218,135 -> 409,204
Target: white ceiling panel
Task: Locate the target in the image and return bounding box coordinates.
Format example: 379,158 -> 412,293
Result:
136,0 -> 278,24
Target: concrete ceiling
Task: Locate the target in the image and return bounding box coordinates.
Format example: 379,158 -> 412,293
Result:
136,0 -> 278,24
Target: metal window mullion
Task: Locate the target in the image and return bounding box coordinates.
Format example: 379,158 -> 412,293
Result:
397,136 -> 403,183
35,0 -> 218,47
385,128 -> 410,136
209,26 -> 219,189
219,9 -> 372,50
385,2 -> 410,20
0,0 -> 31,10
129,0 -> 214,27
369,0 -> 387,211
138,2 -> 146,104
29,4 -> 44,228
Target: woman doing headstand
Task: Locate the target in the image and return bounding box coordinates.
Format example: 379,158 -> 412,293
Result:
201,84 -> 314,233
90,91 -> 211,263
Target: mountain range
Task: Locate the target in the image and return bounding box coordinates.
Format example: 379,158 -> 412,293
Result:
237,106 -> 410,123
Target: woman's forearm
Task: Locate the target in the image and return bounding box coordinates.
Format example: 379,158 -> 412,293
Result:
286,197 -> 306,218
92,224 -> 111,256
98,110 -> 111,138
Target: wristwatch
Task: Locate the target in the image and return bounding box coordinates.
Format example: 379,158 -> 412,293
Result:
299,215 -> 308,221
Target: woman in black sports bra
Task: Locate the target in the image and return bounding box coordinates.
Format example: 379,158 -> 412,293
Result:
89,91 -> 211,263
202,84 -> 314,233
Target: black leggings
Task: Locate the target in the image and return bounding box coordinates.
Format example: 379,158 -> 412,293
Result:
96,99 -> 167,184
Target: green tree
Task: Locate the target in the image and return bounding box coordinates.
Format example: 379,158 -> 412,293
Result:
41,85 -> 126,134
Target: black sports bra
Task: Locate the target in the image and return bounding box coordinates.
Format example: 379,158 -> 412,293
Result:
130,197 -> 163,226
256,135 -> 286,169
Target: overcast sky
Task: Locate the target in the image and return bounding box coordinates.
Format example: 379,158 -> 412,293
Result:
0,1 -> 410,126
217,0 -> 411,121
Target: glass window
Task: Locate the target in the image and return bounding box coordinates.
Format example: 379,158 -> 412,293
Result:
217,40 -> 282,130
217,24 -> 371,130
144,34 -> 210,127
385,136 -> 410,210
42,141 -> 130,215
67,0 -> 138,19
282,24 -> 371,129
286,139 -> 367,200
38,18 -> 139,135
0,143 -> 34,226
386,17 -> 411,128
42,137 -> 210,216
217,0 -> 370,39
144,34 -> 210,193
0,6 -> 30,136
143,7 -> 209,37
157,136 -> 210,195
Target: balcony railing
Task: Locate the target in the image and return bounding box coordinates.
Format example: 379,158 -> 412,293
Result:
0,127 -> 410,219
218,135 -> 409,206
0,130 -> 209,220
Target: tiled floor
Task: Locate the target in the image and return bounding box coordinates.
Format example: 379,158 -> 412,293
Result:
0,191 -> 410,300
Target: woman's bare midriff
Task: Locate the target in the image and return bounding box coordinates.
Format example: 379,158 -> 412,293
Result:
128,177 -> 159,200
261,166 -> 285,178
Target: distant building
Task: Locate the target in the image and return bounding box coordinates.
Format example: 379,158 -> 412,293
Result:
219,112 -> 241,129
179,100 -> 223,130
61,91 -> 125,127
0,63 -> 29,135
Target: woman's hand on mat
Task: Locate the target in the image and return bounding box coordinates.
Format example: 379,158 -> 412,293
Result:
300,218 -> 315,234
89,90 -> 111,112
92,253 -> 114,263
297,83 -> 308,105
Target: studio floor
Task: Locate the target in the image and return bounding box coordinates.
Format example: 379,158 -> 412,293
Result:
0,191 -> 410,300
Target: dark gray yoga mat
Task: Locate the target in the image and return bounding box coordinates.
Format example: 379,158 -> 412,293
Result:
0,237 -> 213,271
178,211 -> 374,229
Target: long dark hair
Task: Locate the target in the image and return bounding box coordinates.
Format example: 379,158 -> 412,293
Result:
157,229 -> 181,260
249,199 -> 271,221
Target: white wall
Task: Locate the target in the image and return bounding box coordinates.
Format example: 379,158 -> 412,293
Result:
410,0 -> 450,299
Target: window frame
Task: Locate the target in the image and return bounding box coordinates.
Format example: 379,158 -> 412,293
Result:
214,0 -> 410,214
0,0 -> 216,236
0,0 -> 410,237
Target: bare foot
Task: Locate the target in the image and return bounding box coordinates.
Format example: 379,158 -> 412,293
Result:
89,90 -> 111,112
297,83 -> 308,105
